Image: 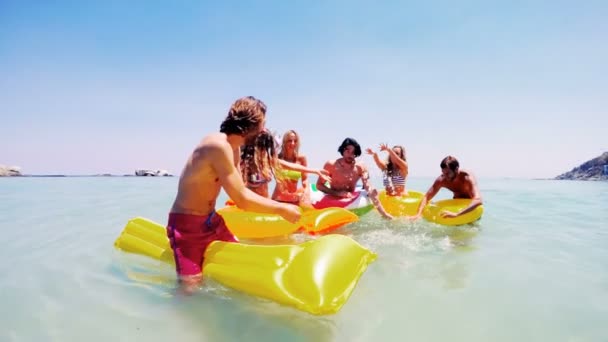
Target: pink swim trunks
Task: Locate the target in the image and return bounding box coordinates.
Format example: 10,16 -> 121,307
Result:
166,212 -> 238,277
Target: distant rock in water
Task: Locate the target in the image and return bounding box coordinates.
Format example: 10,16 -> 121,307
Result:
135,169 -> 173,177
0,165 -> 22,177
555,152 -> 608,181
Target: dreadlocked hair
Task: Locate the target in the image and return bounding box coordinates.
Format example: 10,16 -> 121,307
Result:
220,96 -> 267,136
241,131 -> 283,186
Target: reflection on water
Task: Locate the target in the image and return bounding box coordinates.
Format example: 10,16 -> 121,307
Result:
429,224 -> 480,250
171,290 -> 338,342
113,247 -> 337,341
438,257 -> 469,290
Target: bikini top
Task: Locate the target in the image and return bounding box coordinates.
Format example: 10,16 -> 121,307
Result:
280,169 -> 302,181
383,170 -> 406,187
247,173 -> 271,188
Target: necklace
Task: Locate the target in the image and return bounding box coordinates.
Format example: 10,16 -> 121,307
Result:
338,159 -> 355,168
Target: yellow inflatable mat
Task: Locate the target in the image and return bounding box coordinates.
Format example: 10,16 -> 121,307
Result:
114,217 -> 377,315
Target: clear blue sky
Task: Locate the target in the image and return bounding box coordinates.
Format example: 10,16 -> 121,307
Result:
1,1 -> 606,178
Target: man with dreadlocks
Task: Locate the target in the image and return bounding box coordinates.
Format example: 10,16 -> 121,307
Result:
167,96 -> 301,293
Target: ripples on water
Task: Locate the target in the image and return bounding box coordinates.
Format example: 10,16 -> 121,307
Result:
1,177 -> 607,341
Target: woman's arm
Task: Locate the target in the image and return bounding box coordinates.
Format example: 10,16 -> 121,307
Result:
279,159 -> 331,183
380,144 -> 408,174
365,148 -> 387,171
298,155 -> 308,188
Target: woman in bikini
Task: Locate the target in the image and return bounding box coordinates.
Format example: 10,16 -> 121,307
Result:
271,130 -> 312,205
241,130 -> 329,200
365,143 -> 409,196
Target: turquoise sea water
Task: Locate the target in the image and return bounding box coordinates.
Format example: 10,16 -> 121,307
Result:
1,177 -> 607,341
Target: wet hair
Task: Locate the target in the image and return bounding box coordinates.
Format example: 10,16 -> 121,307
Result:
240,130 -> 281,185
278,130 -> 300,161
220,96 -> 267,136
338,137 -> 362,157
440,156 -> 459,172
386,145 -> 406,176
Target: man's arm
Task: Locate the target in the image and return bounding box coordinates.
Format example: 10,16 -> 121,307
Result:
360,165 -> 373,192
410,178 -> 443,220
211,142 -> 300,222
359,164 -> 393,219
316,161 -> 347,197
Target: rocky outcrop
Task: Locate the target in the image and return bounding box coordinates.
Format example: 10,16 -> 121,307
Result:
135,169 -> 172,176
0,165 -> 22,176
555,152 -> 608,181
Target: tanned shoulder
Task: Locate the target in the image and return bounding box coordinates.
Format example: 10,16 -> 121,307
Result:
324,159 -> 336,168
356,162 -> 368,175
435,174 -> 447,186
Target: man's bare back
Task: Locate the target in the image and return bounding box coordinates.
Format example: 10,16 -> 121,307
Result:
166,96 -> 301,293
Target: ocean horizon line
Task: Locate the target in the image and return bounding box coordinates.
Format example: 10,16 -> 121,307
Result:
0,174 -> 586,181
0,174 -> 174,178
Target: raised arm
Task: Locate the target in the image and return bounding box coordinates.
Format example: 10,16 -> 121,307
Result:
365,148 -> 387,171
382,144 -> 408,175
211,142 -> 300,222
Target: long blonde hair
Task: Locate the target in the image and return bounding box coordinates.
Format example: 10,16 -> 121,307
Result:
278,130 -> 300,162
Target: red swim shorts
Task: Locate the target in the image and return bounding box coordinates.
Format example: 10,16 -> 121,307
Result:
166,212 -> 238,277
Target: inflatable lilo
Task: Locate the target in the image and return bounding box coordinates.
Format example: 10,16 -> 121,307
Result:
378,190 -> 424,216
309,184 -> 374,216
114,217 -> 377,315
217,206 -> 358,237
422,199 -> 484,226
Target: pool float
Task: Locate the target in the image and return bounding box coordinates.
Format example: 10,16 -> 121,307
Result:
217,206 -> 358,237
378,190 -> 424,216
422,199 -> 484,226
114,217 -> 377,315
309,184 -> 374,216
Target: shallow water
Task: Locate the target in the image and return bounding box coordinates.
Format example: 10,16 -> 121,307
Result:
1,177 -> 607,341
